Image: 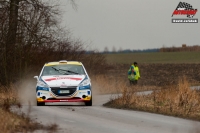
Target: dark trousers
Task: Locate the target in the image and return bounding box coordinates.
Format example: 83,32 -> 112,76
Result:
130,80 -> 137,85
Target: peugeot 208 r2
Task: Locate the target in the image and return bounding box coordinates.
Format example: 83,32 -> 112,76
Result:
34,60 -> 92,106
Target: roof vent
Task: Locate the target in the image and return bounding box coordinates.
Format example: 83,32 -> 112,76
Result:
59,60 -> 67,63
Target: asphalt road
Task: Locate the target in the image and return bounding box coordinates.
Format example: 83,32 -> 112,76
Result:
15,93 -> 200,133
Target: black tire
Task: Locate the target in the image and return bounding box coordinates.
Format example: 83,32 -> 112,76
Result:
85,97 -> 92,106
37,101 -> 45,106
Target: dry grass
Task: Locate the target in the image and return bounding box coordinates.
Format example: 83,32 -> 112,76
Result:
91,74 -> 160,94
91,75 -> 124,94
104,76 -> 200,121
0,85 -> 58,133
0,85 -> 18,106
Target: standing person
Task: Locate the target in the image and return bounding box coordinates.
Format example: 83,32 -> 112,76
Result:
133,62 -> 140,84
128,64 -> 136,85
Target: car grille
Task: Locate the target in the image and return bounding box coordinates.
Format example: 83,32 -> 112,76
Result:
50,87 -> 77,96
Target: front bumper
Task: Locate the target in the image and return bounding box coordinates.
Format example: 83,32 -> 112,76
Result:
36,89 -> 91,103
37,97 -> 91,103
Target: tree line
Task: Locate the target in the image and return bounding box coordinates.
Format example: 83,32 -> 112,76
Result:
101,46 -> 159,54
100,45 -> 200,54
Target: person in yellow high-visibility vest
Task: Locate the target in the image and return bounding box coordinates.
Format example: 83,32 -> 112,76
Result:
133,62 -> 140,84
128,64 -> 136,85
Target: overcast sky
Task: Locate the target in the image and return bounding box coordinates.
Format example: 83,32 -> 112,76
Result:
58,0 -> 200,51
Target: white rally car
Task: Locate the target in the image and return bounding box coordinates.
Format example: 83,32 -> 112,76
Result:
34,60 -> 92,106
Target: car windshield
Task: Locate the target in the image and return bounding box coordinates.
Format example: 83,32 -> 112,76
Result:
41,64 -> 86,76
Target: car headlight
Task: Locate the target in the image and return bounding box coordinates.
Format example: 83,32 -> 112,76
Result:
37,81 -> 49,88
79,79 -> 91,90
79,79 -> 90,87
36,81 -> 49,91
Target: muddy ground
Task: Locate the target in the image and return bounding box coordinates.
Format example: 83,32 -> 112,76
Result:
108,63 -> 200,86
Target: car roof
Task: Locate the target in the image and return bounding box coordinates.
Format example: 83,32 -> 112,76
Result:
44,61 -> 82,66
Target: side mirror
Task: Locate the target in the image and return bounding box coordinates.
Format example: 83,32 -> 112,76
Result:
34,76 -> 39,81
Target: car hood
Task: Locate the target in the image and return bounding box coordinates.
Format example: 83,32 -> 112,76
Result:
41,75 -> 85,87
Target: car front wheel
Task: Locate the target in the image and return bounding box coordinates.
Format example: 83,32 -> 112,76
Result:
37,101 -> 45,106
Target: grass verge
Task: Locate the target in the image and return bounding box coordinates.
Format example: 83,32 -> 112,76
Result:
0,85 -> 58,133
104,76 -> 200,121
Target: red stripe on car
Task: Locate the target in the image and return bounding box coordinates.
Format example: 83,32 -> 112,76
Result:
45,77 -> 82,81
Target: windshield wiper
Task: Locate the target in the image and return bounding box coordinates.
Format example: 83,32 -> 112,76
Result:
64,70 -> 79,75
52,67 -> 59,71
51,67 -> 70,75
52,67 -> 79,75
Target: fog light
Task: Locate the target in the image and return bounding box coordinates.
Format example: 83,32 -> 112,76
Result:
82,95 -> 87,98
42,96 -> 46,100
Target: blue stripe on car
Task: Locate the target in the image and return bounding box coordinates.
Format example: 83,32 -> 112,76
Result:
79,84 -> 91,90
36,86 -> 49,92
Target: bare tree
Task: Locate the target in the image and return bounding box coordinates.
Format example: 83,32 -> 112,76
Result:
104,46 -> 109,53
112,46 -> 116,53
0,0 -> 60,84
0,0 -> 77,85
6,0 -> 19,49
118,47 -> 123,52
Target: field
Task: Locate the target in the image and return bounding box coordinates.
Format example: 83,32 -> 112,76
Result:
104,52 -> 200,87
104,52 -> 200,64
